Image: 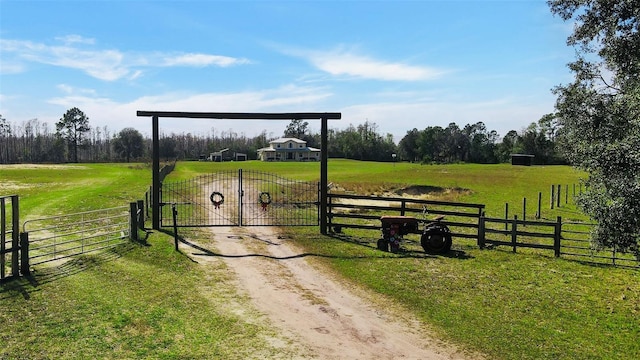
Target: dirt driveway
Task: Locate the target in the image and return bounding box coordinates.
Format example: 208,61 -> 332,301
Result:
177,225 -> 479,360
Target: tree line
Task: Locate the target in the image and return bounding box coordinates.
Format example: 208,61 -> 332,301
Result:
1,109 -> 565,164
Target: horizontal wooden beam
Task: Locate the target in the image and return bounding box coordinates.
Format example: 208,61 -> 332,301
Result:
136,111 -> 341,120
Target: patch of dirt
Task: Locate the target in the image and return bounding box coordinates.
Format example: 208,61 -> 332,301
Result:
392,185 -> 471,198
180,226 -> 479,359
330,183 -> 472,203
176,180 -> 483,359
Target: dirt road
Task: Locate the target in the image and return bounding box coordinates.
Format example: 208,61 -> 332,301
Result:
178,225 -> 478,360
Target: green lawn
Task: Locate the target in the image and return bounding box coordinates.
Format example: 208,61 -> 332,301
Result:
1,160 -> 638,360
171,159 -> 587,220
0,163 -> 299,359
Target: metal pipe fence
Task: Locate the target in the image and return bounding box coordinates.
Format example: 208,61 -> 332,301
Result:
22,206 -> 130,267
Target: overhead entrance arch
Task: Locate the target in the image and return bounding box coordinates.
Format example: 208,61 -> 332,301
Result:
136,111 -> 341,233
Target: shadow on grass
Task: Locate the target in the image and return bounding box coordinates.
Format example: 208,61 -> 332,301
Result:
166,226 -> 473,261
327,232 -> 474,260
0,240 -> 144,300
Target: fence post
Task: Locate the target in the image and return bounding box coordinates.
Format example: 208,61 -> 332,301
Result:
129,202 -> 138,241
554,216 -> 562,257
20,232 -> 29,275
512,215 -> 518,253
327,194 -> 333,232
522,198 -> 527,225
557,184 -> 561,208
11,195 -> 19,276
400,200 -> 406,216
537,192 -> 542,219
550,185 -> 555,209
137,199 -> 145,228
565,184 -> 569,204
172,204 -> 179,251
477,212 -> 485,249
505,203 -> 509,232
145,190 -> 150,218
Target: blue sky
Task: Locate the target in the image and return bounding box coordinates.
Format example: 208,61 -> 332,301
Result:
1,0 -> 575,141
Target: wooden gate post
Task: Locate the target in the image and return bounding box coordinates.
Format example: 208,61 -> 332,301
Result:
320,116 -> 329,235
137,200 -> 145,228
152,115 -> 160,229
554,216 -> 562,257
129,202 -> 138,241
537,192 -> 542,219
11,195 -> 19,276
477,213 -> 486,249
20,232 -> 29,275
172,204 -> 179,251
512,215 -> 518,253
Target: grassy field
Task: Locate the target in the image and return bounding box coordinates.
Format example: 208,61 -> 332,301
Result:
170,159 -> 588,220
2,160 -> 638,359
0,163 -> 299,359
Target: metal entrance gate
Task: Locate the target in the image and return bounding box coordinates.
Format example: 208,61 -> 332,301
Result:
160,169 -> 319,227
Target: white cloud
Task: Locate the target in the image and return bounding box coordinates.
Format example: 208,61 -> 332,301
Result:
0,37 -> 251,81
56,84 -> 97,96
55,34 -> 95,45
162,53 -> 250,67
44,85 -> 333,136
278,44 -> 451,81
311,52 -> 448,81
0,61 -> 25,75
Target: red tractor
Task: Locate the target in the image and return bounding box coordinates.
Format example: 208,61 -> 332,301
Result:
378,213 -> 452,254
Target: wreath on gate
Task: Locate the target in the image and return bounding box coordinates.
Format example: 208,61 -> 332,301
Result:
259,192 -> 271,211
209,191 -> 224,209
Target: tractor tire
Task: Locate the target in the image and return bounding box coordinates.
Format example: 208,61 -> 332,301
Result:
377,238 -> 389,252
421,230 -> 452,254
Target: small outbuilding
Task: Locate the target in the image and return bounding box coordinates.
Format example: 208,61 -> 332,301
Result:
511,154 -> 535,166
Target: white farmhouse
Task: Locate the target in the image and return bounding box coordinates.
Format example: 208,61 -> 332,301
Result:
257,137 -> 320,161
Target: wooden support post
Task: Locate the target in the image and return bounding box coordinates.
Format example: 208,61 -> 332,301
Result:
478,212 -> 486,249
137,200 -> 145,228
554,216 -> 562,257
505,203 -> 509,232
152,115 -> 160,230
11,196 -> 19,276
172,204 -> 179,251
320,116 -> 329,235
145,189 -> 150,218
557,184 -> 561,208
326,192 -> 333,232
512,215 -> 518,253
550,185 -> 555,209
565,184 -> 569,204
537,192 -> 542,219
129,202 -> 138,241
20,232 -> 29,275
523,197 -> 527,225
